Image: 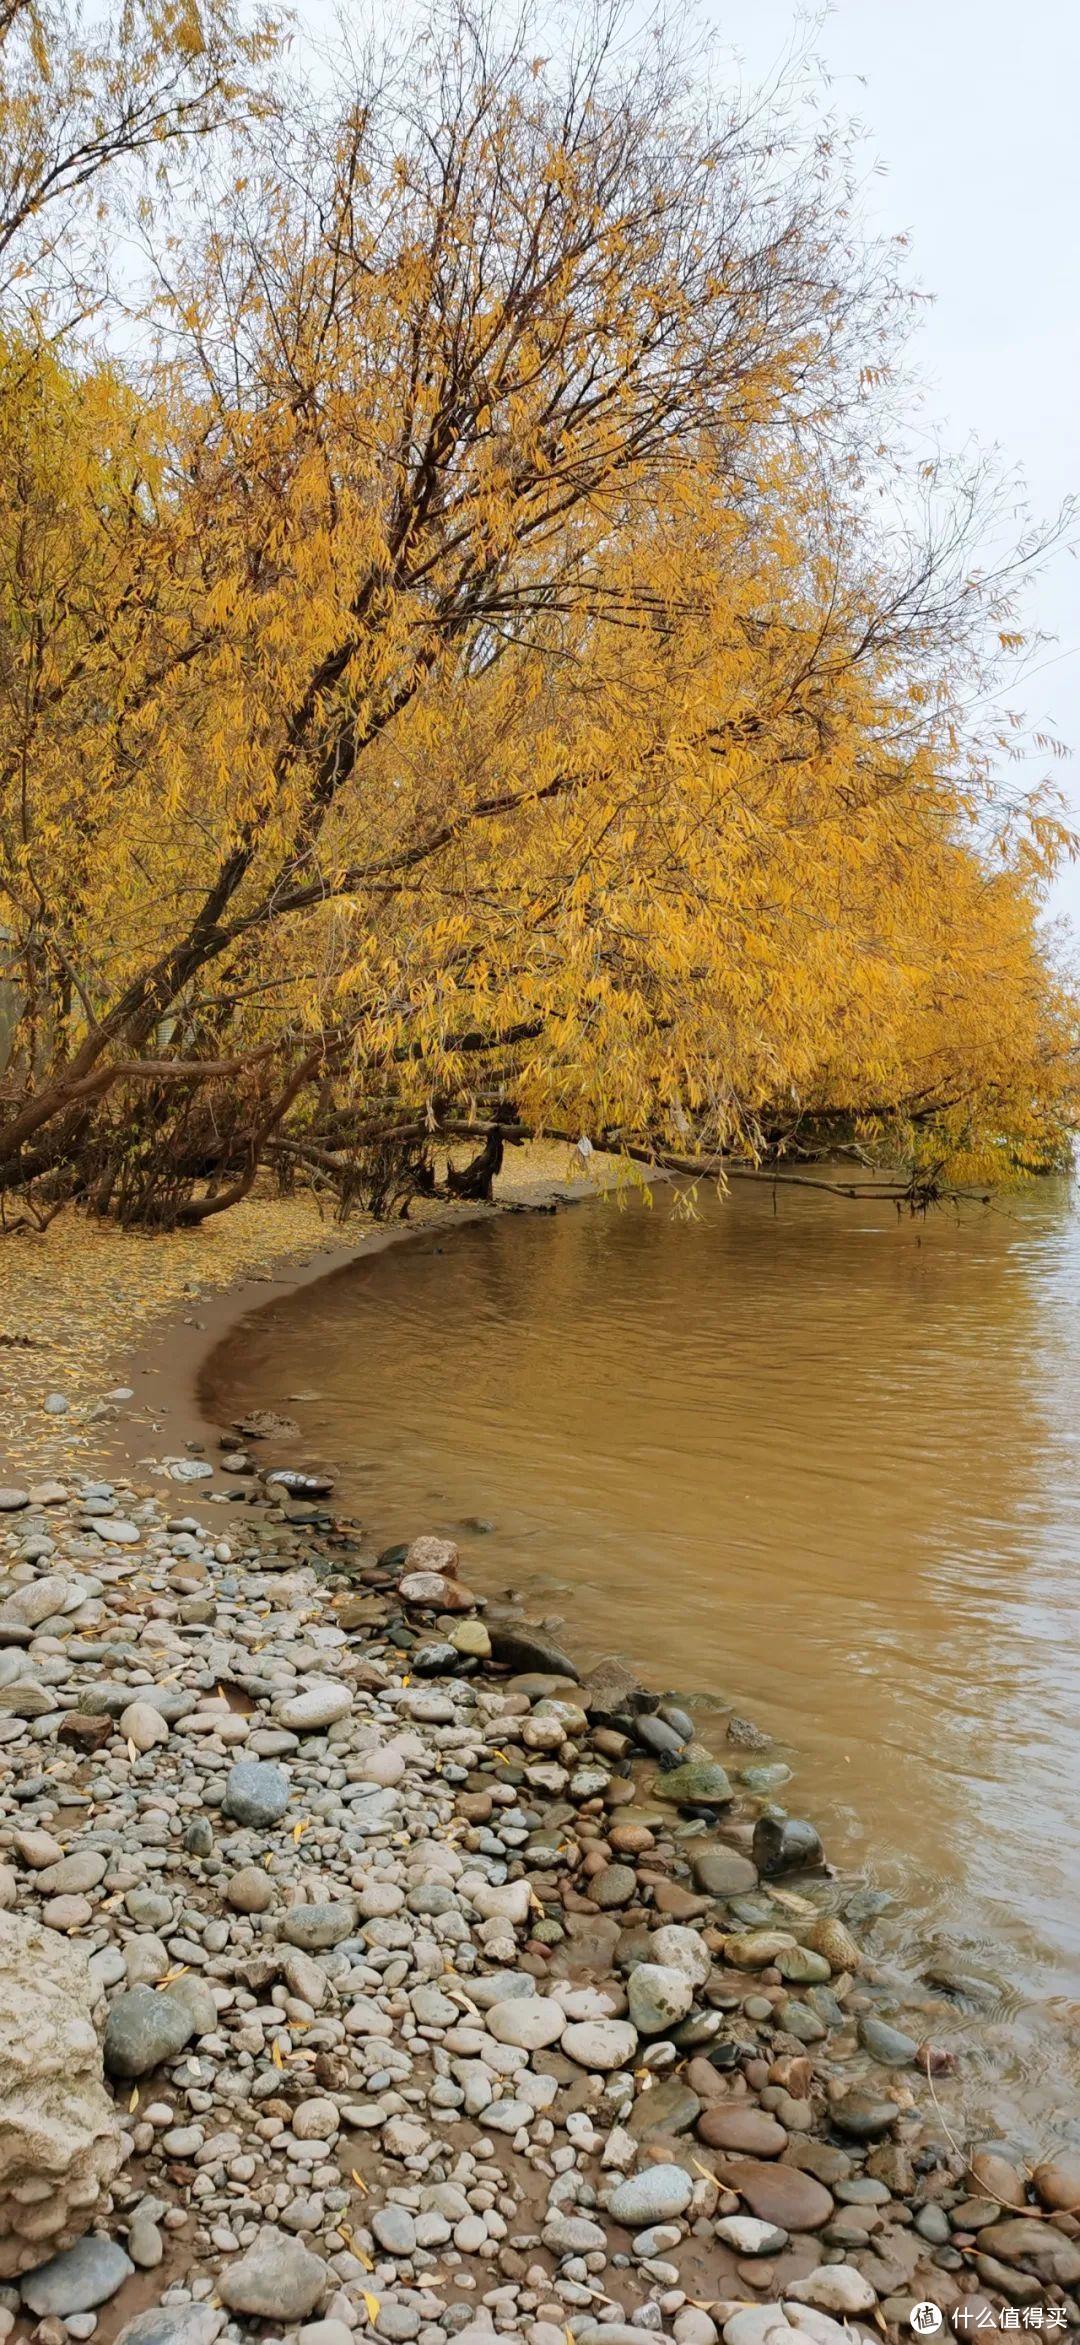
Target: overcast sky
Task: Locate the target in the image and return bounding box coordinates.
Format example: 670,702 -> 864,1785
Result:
295,0 -> 1079,928
720,0 -> 1080,928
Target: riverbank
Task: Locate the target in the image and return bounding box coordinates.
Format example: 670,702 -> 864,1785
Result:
0,1145 -> 614,1477
0,1185 -> 1078,2345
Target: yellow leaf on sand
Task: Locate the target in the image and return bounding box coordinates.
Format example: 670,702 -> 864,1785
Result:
350,2169 -> 368,2194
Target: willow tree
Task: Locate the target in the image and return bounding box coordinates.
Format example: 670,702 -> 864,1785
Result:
0,2 -> 1075,1224
0,0 -> 276,314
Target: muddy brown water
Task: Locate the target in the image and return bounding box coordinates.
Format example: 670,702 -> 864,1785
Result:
202,1174 -> 1080,2148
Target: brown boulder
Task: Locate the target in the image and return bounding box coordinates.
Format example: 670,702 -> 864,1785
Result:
713,2155 -> 834,2231
976,2217 -> 1080,2288
1032,2151 -> 1080,2212
697,2106 -> 788,2158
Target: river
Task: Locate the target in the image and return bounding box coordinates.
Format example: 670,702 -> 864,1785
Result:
202,1171 -> 1080,2147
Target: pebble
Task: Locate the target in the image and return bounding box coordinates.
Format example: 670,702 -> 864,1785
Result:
561,2018 -> 638,2070
1033,2149 -> 1080,2209
607,2167 -> 694,2226
21,2240 -> 134,2315
0,1423 -> 1049,2344
691,1845 -> 759,1896
275,1682 -> 353,1731
627,1962 -> 694,2034
710,2158 -> 835,2232
697,2106 -> 788,2156
103,1985 -> 199,2077
487,1995 -> 566,2048
221,1759 -> 290,1825
120,1701 -> 170,1752
857,2013 -> 919,2066
224,1864 -> 275,1913
217,2229 -> 328,2317
713,2216 -> 788,2255
786,2266 -> 877,2315
372,2206 -> 417,2256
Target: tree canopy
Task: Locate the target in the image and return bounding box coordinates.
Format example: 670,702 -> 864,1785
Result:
0,0 -> 1076,1227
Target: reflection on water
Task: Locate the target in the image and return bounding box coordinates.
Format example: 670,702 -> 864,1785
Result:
204,1175 -> 1080,2143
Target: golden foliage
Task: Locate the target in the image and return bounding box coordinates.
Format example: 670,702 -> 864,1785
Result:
0,2 -> 1075,1224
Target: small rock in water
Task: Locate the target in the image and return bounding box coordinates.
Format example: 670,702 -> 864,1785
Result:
266,1469 -> 335,1496
655,1758 -> 733,1805
858,2013 -> 919,2066
691,1844 -> 759,1896
829,2087 -> 898,2140
752,1814 -> 823,1875
1033,2150 -> 1080,2211
402,1533 -> 459,1573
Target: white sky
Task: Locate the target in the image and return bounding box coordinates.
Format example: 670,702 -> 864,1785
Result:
719,0 -> 1080,929
295,0 -> 1080,928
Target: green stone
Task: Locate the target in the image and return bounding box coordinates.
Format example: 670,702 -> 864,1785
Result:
627,2076 -> 701,2137
776,1945 -> 832,1984
654,1760 -> 733,1806
776,1997 -> 827,2043
740,1763 -> 793,1792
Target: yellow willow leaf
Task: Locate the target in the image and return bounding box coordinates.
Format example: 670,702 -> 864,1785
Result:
350,2168 -> 368,2194
362,2294 -> 381,2325
128,2088 -> 139,2112
292,1817 -> 311,1844
271,2040 -> 285,2070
